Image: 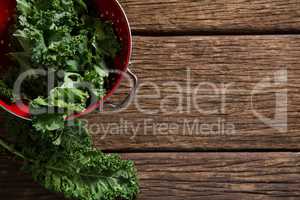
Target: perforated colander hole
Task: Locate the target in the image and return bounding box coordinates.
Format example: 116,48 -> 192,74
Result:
0,40 -> 4,45
105,11 -> 109,15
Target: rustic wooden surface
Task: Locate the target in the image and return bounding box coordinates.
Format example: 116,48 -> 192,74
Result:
1,153 -> 300,200
120,0 -> 300,34
88,35 -> 300,151
1,0 -> 300,200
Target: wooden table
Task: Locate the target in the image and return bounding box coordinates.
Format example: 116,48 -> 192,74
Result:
1,0 -> 300,199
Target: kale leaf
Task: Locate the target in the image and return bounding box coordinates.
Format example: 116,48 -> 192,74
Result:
1,113 -> 139,200
13,0 -> 120,109
0,80 -> 13,101
0,1 -> 139,200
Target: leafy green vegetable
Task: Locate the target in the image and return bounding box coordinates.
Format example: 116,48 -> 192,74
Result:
1,113 -> 139,200
0,80 -> 13,101
32,114 -> 65,133
3,0 -> 121,111
31,84 -> 90,114
0,0 -> 139,200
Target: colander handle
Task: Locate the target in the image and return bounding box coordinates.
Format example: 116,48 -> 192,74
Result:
100,68 -> 138,112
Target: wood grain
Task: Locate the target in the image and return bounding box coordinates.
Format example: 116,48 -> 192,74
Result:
84,35 -> 300,151
120,0 -> 300,33
1,153 -> 300,200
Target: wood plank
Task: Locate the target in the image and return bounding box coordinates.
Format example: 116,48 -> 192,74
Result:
1,153 -> 300,199
120,0 -> 300,33
85,35 -> 300,151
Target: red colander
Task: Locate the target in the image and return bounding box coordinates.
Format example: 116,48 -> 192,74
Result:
0,0 -> 137,121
